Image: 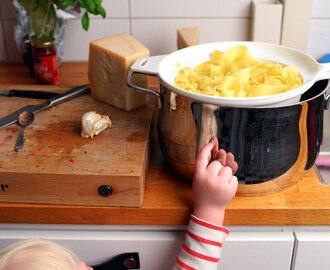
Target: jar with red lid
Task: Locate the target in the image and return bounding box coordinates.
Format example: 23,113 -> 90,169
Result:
31,37 -> 60,85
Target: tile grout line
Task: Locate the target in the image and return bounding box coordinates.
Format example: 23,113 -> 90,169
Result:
129,16 -> 251,20
310,17 -> 330,20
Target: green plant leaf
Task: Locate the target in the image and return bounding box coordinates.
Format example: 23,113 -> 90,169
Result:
96,5 -> 106,18
19,0 -> 106,32
77,0 -> 86,8
17,0 -> 25,6
82,11 -> 89,31
86,0 -> 96,14
60,0 -> 73,9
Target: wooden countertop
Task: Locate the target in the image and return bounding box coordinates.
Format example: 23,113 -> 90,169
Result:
1,62 -> 330,226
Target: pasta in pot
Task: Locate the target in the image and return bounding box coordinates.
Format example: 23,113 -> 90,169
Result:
173,45 -> 303,97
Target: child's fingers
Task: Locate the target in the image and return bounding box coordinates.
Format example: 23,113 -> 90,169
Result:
229,176 -> 239,193
225,153 -> 238,175
231,161 -> 239,175
217,166 -> 233,182
207,160 -> 223,175
226,153 -> 239,174
195,141 -> 216,175
210,136 -> 219,161
226,152 -> 235,166
217,149 -> 227,166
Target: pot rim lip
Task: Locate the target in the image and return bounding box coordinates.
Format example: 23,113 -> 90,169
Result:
157,41 -> 324,108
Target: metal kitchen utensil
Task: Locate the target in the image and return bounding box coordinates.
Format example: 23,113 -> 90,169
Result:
0,90 -> 59,99
14,111 -> 34,152
0,84 -> 90,129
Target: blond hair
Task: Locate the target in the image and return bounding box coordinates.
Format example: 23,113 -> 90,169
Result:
0,239 -> 78,270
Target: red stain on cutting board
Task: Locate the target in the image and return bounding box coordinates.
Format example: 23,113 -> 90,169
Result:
0,88 -> 153,176
0,85 -> 154,207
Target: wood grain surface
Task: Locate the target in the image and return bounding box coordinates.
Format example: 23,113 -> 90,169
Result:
0,84 -> 153,207
0,63 -> 330,226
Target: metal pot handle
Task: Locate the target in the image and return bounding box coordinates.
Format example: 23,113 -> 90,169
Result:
326,87 -> 330,110
127,55 -> 167,108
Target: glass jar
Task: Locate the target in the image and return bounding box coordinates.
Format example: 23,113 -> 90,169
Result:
31,37 -> 60,85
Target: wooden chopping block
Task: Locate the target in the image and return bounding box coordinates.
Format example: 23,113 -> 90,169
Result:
0,85 -> 154,207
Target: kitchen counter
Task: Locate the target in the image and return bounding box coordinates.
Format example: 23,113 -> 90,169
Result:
1,62 -> 330,226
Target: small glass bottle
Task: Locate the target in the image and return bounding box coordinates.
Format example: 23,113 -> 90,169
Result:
31,37 -> 60,85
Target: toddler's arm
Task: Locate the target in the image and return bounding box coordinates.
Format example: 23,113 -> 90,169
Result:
174,137 -> 238,270
193,136 -> 238,225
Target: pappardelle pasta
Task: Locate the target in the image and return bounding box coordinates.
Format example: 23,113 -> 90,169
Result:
173,45 -> 303,97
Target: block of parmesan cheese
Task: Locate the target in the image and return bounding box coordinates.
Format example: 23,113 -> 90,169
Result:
88,34 -> 150,111
177,27 -> 199,49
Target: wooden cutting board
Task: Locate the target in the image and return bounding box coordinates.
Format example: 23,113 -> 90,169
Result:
0,85 -> 154,207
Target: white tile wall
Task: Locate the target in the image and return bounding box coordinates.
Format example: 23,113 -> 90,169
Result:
62,19 -> 130,61
130,0 -> 252,18
307,0 -> 330,61
99,0 -> 129,18
0,0 -> 129,20
0,0 -> 329,62
76,0 -> 129,19
132,18 -> 250,55
311,0 -> 330,18
307,20 -> 330,61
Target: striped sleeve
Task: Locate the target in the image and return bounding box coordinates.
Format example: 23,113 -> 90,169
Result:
173,214 -> 229,270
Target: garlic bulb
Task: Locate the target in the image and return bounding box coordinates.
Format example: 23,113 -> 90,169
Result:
81,111 -> 112,138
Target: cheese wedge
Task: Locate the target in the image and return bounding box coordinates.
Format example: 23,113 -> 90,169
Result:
177,27 -> 199,49
88,34 -> 150,111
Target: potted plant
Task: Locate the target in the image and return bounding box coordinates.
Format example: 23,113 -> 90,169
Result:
15,0 -> 106,84
18,0 -> 106,38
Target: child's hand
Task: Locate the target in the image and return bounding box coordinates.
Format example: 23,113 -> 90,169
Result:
209,136 -> 238,174
193,137 -> 238,225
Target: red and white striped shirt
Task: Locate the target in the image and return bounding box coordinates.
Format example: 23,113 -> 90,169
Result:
173,214 -> 229,270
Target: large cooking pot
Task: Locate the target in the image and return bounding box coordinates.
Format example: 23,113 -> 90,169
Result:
127,42 -> 330,195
